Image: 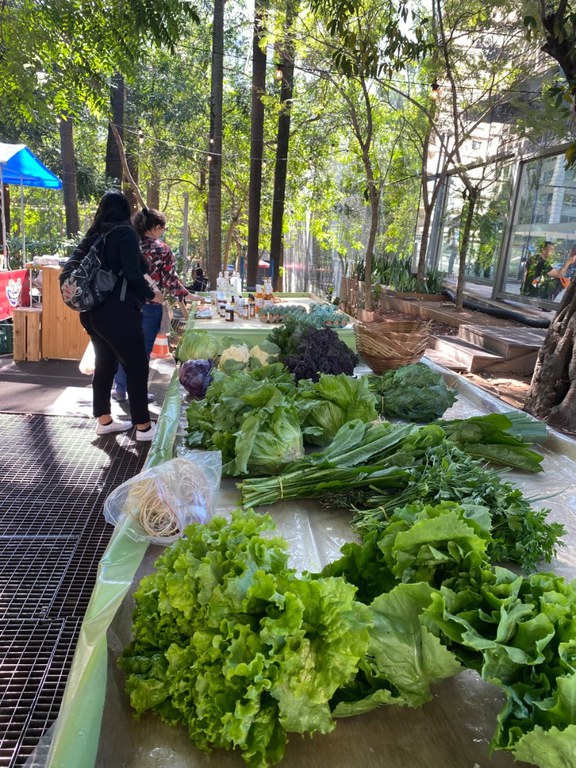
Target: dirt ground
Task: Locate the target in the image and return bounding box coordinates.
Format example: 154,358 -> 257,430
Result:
373,307 -> 533,411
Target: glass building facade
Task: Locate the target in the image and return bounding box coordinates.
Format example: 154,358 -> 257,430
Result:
431,147 -> 576,308
501,151 -> 576,306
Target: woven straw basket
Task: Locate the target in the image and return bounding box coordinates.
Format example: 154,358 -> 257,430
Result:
354,320 -> 431,373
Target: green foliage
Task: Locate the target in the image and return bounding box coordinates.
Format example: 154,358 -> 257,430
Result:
119,509 -> 372,766
367,363 -> 457,422
185,369 -> 305,476
374,255 -> 444,294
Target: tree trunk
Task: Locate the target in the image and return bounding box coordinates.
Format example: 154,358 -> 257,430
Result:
207,0 -> 225,290
224,205 -> 242,266
270,0 -> 296,293
108,123 -> 145,207
147,167 -> 160,210
246,0 -> 267,291
360,141 -> 380,312
524,3 -> 576,428
525,282 -> 576,430
417,208 -> 432,286
59,115 -> 80,236
106,73 -> 125,186
124,98 -> 140,212
454,188 -> 477,310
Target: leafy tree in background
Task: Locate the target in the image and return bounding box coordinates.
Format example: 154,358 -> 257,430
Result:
302,0 -> 429,309
0,0 -> 198,237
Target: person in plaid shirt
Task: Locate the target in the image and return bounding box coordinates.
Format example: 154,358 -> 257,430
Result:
112,207 -> 199,403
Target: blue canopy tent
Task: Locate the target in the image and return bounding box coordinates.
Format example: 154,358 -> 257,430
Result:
0,143 -> 62,268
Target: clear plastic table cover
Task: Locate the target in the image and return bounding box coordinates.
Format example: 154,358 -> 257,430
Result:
31,362 -> 576,768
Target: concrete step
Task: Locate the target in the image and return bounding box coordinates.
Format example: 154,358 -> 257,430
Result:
458,325 -> 547,359
422,348 -> 468,371
428,336 -> 505,373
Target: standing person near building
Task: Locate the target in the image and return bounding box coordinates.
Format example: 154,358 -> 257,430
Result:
112,207 -> 199,403
521,241 -> 555,297
548,247 -> 576,303
78,190 -> 162,441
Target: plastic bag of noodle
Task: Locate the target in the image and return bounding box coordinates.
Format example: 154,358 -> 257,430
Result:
103,454 -> 222,545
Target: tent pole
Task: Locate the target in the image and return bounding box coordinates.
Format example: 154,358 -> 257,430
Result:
0,165 -> 7,270
20,180 -> 25,266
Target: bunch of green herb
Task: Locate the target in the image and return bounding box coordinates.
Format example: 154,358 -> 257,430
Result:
349,442 -> 564,571
435,411 -> 547,471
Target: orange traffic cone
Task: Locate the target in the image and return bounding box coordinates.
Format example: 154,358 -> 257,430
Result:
151,333 -> 172,359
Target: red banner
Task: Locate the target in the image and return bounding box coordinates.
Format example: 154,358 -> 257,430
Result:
0,270 -> 31,320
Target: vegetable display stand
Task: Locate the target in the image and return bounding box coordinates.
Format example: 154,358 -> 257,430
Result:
354,319 -> 430,373
13,307 -> 42,361
39,321 -> 569,768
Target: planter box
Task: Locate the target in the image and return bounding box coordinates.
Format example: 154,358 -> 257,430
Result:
380,290 -> 444,302
356,308 -> 376,323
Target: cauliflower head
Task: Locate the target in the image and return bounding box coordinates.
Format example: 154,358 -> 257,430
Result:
249,340 -> 281,368
218,343 -> 251,374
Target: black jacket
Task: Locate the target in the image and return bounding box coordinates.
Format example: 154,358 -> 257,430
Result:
77,223 -> 154,308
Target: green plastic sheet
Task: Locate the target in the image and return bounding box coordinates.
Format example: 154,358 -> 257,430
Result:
44,373 -> 182,768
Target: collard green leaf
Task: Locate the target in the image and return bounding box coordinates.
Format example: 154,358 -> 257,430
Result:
366,583 -> 461,707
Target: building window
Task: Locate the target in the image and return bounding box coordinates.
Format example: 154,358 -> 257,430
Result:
502,151 -> 576,303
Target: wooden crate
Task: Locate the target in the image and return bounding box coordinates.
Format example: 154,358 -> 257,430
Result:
13,307 -> 42,361
40,266 -> 89,360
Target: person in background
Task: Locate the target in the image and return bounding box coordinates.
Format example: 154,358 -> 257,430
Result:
521,241 -> 555,296
548,247 -> 576,303
78,190 -> 162,441
191,265 -> 208,292
112,207 -> 200,402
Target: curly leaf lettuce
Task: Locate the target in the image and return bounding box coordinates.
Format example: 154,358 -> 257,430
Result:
119,510 -> 371,767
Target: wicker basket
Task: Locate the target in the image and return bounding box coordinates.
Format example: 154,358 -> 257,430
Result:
354,320 -> 431,373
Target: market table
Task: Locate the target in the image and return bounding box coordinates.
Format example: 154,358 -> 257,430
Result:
35,352 -> 576,768
189,295 -> 356,349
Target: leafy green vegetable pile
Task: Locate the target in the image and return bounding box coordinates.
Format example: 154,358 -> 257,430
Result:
186,366 -> 304,476
119,510 -> 372,768
121,506 -> 576,768
321,507 -> 576,768
367,362 -> 457,422
185,369 -> 382,473
239,414 -> 563,571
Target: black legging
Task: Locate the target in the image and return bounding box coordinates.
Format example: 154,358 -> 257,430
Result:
80,296 -> 151,425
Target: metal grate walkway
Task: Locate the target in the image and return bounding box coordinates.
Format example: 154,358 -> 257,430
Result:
0,413 -> 150,767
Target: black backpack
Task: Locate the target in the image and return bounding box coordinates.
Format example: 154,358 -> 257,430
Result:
60,229 -> 126,312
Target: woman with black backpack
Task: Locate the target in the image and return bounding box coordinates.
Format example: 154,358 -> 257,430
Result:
77,190 -> 162,441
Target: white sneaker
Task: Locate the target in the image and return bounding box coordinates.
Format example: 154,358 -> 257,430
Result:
135,422 -> 157,442
96,419 -> 132,436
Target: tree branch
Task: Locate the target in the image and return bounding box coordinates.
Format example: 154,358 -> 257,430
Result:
109,122 -> 146,208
